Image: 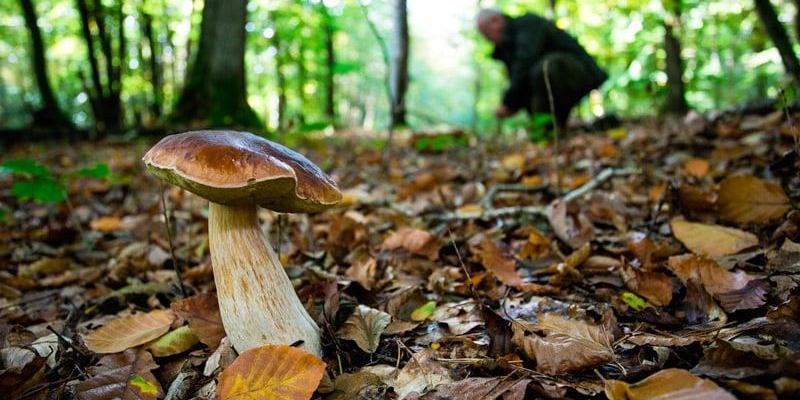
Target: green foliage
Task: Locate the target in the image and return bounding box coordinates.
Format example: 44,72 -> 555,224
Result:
2,158 -> 112,204
0,205 -> 9,224
414,134 -> 469,153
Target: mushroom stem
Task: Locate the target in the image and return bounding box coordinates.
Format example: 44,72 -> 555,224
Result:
208,203 -> 322,356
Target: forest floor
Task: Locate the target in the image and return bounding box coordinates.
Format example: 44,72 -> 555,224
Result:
2,110 -> 800,399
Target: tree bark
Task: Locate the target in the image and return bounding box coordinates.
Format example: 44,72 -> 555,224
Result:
754,0 -> 800,82
662,5 -> 689,114
19,0 -> 71,128
173,0 -> 260,128
320,4 -> 336,125
390,0 -> 409,129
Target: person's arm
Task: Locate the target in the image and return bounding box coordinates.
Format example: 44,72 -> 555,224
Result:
502,18 -> 546,112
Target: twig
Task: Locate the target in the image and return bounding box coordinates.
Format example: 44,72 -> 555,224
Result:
159,182 -> 187,297
433,167 -> 639,221
543,59 -> 563,195
480,183 -> 549,209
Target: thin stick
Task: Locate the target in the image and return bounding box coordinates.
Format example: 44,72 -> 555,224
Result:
542,60 -> 562,195
159,182 -> 186,297
480,183 -> 549,209
62,192 -> 84,236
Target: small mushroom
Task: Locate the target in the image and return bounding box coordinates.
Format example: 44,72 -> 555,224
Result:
143,130 -> 341,356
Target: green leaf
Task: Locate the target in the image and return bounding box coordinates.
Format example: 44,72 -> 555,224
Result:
129,374 -> 160,398
74,163 -> 110,179
410,301 -> 436,321
620,291 -> 651,311
11,179 -> 66,203
1,159 -> 51,178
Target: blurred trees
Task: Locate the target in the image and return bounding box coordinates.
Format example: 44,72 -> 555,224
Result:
390,0 -> 409,128
1,0 -> 798,135
18,0 -> 71,129
173,0 -> 260,128
753,0 -> 800,83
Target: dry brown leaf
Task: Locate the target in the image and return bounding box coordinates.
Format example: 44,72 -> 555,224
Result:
217,344 -> 325,400
620,266 -> 673,306
90,216 -> 123,232
605,368 -> 735,400
171,292 -> 225,348
473,238 -> 523,286
679,184 -> 718,212
338,305 -> 391,353
670,219 -> 758,257
382,228 -> 441,260
717,176 -> 790,225
408,377 -> 530,400
668,255 -> 755,296
393,349 -> 453,399
346,255 -> 378,290
518,229 -> 552,260
547,200 -> 593,249
76,349 -> 163,400
83,309 -> 175,354
511,313 -> 615,375
683,158 -> 710,178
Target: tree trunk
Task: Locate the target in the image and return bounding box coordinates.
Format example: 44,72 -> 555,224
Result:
75,0 -> 123,133
173,0 -> 260,128
142,12 -> 162,121
662,5 -> 689,114
321,4 -> 336,125
754,0 -> 800,82
390,0 -> 409,129
19,0 -> 71,128
794,0 -> 800,48
272,27 -> 287,131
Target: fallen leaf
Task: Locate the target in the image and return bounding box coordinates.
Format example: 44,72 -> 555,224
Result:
338,305 -> 391,353
171,293 -> 225,348
76,349 -> 163,400
473,238 -> 523,286
717,176 -> 790,225
90,216 -> 123,232
147,326 -> 199,357
327,371 -> 386,400
668,255 -> 766,312
512,313 -> 615,374
217,345 -> 325,400
620,266 -> 673,306
346,255 -> 377,290
683,158 -> 710,178
691,340 -> 773,379
547,200 -> 593,249
605,368 -> 735,400
518,229 -> 552,260
408,377 -> 530,400
83,309 -> 175,354
393,349 -> 453,399
670,219 -> 758,257
410,301 -> 436,322
382,228 -> 441,260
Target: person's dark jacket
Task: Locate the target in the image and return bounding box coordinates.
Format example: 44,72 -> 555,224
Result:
491,13 -> 607,113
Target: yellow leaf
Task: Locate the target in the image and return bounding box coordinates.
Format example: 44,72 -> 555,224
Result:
607,127 -> 627,140
90,216 -> 122,232
148,326 -> 199,357
717,176 -> 790,225
455,204 -> 483,218
217,345 -> 326,400
670,219 -> 758,258
410,301 -> 436,322
501,153 -> 525,171
83,309 -> 175,354
521,175 -> 544,187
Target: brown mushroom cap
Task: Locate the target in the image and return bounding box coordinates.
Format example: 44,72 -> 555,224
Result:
143,130 -> 341,212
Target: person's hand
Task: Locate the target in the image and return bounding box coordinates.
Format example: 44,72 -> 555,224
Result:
495,104 -> 512,119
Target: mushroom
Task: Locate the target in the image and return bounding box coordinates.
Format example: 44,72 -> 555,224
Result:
142,130 -> 341,356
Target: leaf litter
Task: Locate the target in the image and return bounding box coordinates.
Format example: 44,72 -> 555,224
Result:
2,111 -> 800,399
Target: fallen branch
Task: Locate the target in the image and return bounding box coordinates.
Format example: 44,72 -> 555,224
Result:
433,166 -> 639,221
480,183 -> 549,209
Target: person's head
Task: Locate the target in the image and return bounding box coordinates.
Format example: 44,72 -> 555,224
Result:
476,9 -> 506,45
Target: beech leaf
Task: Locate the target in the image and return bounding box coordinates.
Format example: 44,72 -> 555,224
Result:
83,309 -> 175,354
338,305 -> 391,353
670,219 -> 758,257
605,368 -> 735,400
473,238 -> 523,286
717,176 -> 790,225
76,349 -> 163,400
217,345 -> 325,400
382,228 -> 441,260
171,292 -> 225,348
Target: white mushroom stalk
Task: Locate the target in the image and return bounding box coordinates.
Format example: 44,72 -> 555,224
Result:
209,203 -> 321,355
143,130 -> 342,358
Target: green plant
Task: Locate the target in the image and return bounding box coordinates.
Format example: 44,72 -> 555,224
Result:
1,159 -> 112,204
